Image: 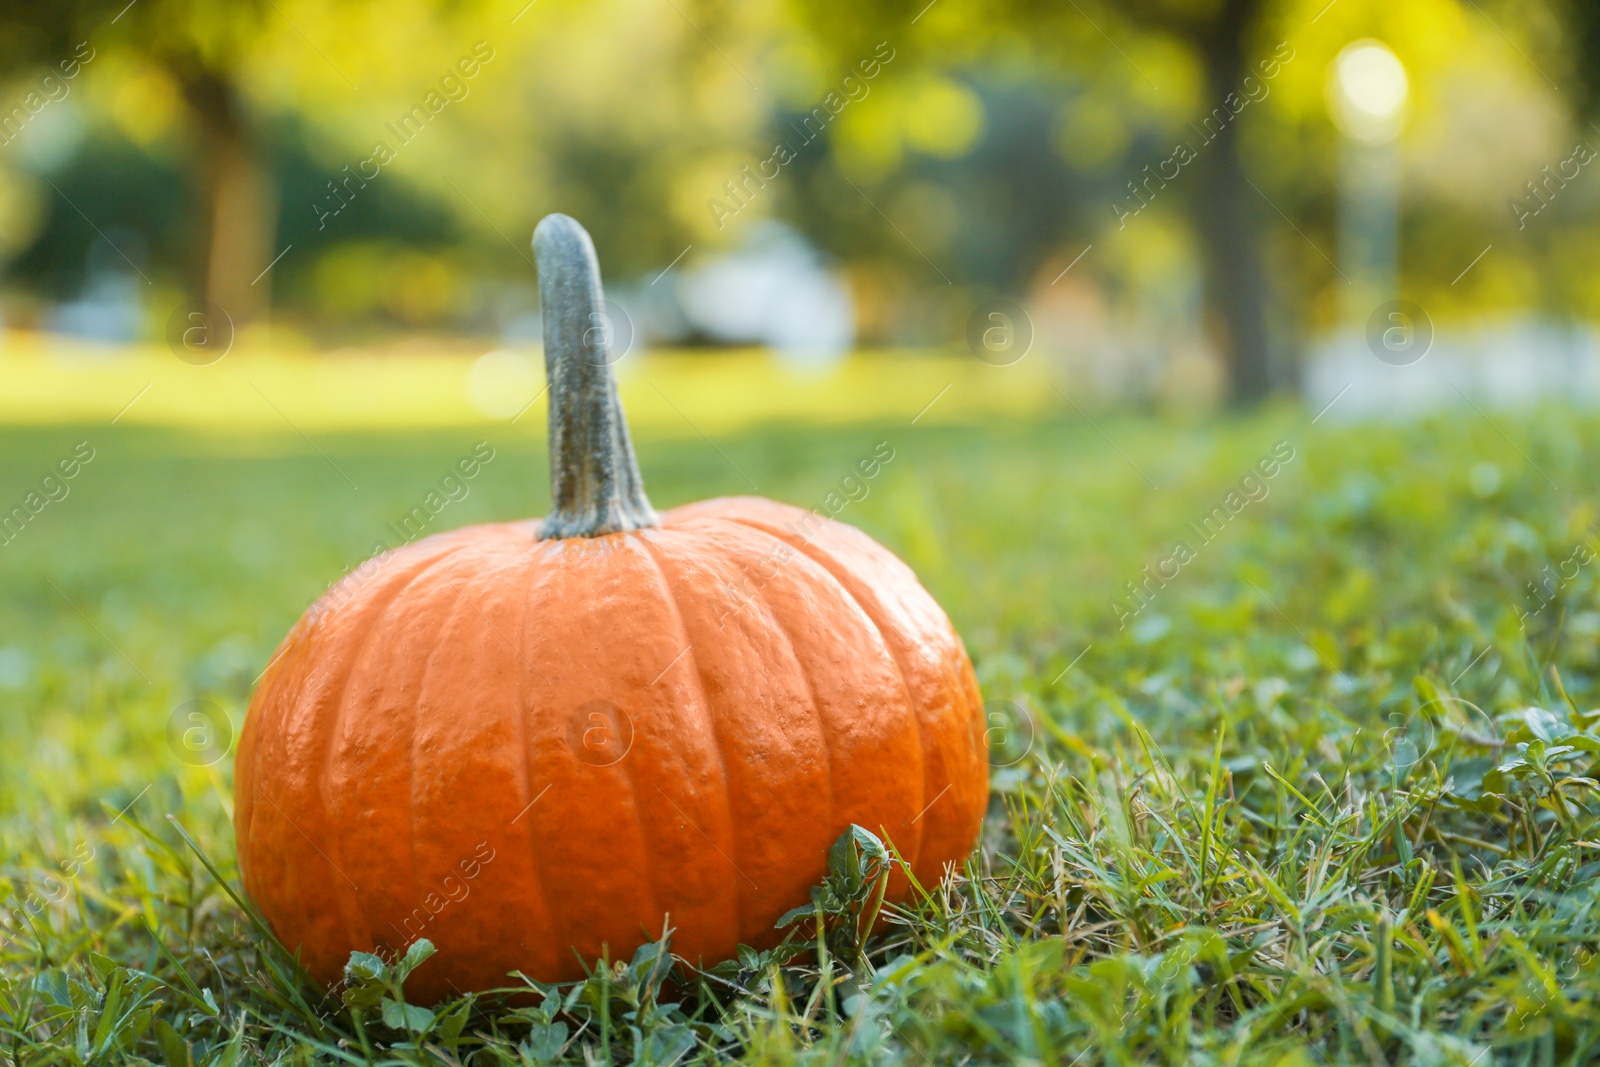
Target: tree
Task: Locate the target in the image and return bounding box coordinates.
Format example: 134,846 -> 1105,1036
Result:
143,5 -> 276,323
0,0 -> 276,321
1128,0 -> 1274,403
782,0 -> 1284,404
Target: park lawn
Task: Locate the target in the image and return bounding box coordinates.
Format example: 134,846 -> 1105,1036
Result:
2,403 -> 1600,1064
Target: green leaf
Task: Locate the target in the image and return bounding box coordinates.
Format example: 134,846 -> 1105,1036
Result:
1497,752 -> 1530,775
344,951 -> 387,983
342,981 -> 385,1011
1412,674 -> 1443,715
627,932 -> 670,981
637,1023 -> 695,1065
340,953 -> 387,1011
775,898 -> 821,930
521,1021 -> 569,1062
87,951 -> 118,986
824,824 -> 890,902
396,938 -> 436,983
1514,707 -> 1569,743
33,970 -> 71,1009
827,831 -> 861,885
437,996 -> 473,1043
1445,757 -> 1495,801
153,1019 -> 191,1067
380,996 -> 434,1034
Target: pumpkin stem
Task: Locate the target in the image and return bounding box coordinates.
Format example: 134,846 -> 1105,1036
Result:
532,213 -> 659,539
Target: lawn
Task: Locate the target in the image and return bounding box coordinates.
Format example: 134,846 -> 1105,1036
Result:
3,401 -> 1600,1065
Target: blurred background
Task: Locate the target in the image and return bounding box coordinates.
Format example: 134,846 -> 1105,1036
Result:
0,0 -> 1596,420
12,4 -> 1600,1056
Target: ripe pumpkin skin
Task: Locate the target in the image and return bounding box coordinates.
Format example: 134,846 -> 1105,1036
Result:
235,495 -> 986,1004
235,214 -> 987,1004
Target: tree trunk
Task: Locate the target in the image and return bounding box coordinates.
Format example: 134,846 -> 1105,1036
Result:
176,66 -> 277,324
1189,0 -> 1272,404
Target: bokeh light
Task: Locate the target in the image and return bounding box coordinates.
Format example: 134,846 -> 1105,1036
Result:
1329,39 -> 1410,145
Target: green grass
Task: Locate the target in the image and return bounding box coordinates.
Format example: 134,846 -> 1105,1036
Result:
4,405 -> 1600,1065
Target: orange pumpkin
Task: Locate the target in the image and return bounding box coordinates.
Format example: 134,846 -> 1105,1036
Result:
234,214 -> 987,1004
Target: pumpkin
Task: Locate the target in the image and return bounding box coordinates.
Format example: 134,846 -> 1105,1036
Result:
234,213 -> 988,1004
